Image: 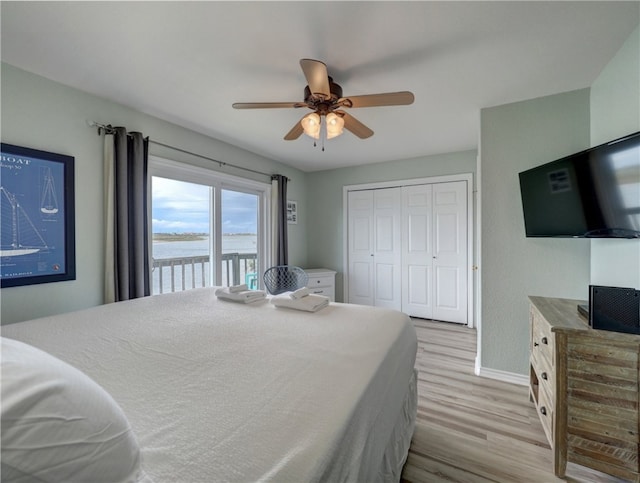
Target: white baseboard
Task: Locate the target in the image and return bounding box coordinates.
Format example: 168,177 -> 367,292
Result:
474,364 -> 529,386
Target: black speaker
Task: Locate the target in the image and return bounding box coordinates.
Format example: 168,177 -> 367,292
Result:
589,285 -> 640,335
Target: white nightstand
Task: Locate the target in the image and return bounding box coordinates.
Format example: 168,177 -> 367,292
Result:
304,268 -> 337,302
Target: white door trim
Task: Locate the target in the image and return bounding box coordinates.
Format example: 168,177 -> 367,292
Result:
343,173 -> 474,327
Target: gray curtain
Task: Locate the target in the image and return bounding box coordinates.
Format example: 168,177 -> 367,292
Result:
271,174 -> 288,266
104,127 -> 150,302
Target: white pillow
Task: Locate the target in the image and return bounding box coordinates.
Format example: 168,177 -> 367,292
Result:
1,337 -> 143,482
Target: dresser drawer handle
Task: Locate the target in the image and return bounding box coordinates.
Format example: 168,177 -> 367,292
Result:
541,372 -> 548,380
541,337 -> 548,345
540,406 -> 547,416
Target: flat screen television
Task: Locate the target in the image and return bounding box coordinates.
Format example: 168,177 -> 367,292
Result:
519,131 -> 640,238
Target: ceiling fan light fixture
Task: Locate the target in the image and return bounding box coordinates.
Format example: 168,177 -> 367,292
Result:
301,112 -> 320,139
233,59 -> 411,142
325,112 -> 344,139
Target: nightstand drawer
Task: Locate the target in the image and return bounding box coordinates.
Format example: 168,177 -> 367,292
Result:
308,286 -> 335,300
308,276 -> 333,288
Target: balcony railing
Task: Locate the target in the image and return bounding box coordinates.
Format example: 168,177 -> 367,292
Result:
152,253 -> 258,295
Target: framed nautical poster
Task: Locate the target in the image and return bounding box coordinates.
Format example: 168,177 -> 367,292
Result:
0,143 -> 76,288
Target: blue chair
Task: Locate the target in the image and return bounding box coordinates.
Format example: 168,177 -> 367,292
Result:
263,266 -> 308,295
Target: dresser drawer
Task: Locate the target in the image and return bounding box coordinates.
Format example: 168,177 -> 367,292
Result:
531,355 -> 554,410
536,382 -> 555,446
531,309 -> 554,368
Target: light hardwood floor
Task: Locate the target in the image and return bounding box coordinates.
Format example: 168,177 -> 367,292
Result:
401,318 -> 629,483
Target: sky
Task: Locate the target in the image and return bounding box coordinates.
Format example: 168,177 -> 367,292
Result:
151,177 -> 258,234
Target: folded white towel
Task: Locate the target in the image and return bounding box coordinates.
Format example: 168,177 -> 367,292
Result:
215,287 -> 266,303
271,292 -> 330,312
228,283 -> 248,293
289,287 -> 310,299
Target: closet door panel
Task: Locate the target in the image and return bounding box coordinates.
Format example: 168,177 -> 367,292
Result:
408,265 -> 431,305
432,182 -> 467,323
435,213 -> 459,254
373,188 -> 402,310
347,190 -> 374,306
375,262 -> 398,304
375,215 -> 396,252
435,266 -> 460,308
351,262 -> 372,299
402,185 -> 433,318
352,216 -> 371,251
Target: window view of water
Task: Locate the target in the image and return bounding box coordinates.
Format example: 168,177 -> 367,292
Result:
152,234 -> 257,259
151,175 -> 261,295
151,234 -> 258,294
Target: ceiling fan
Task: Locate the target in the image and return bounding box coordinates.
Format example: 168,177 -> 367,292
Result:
232,59 -> 414,142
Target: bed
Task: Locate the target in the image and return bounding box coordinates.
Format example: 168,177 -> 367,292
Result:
1,287 -> 418,482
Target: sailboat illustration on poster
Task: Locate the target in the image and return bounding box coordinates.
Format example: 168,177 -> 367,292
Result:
1,186 -> 48,257
41,167 -> 59,214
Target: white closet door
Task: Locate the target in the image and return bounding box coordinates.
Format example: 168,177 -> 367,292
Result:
373,188 -> 402,310
348,181 -> 467,323
401,184 -> 433,318
347,190 -> 374,306
432,181 -> 467,323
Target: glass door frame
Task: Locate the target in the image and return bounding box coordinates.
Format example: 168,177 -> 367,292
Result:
148,156 -> 271,289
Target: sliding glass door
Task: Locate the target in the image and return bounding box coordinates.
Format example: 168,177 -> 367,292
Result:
149,158 -> 269,295
220,189 -> 259,289
151,177 -> 212,294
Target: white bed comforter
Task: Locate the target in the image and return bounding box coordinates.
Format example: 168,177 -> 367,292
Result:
1,288 -> 417,482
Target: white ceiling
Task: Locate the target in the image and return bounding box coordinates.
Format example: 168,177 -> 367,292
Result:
1,2 -> 638,172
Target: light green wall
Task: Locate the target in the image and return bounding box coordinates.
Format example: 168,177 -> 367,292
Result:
590,25 -> 640,289
306,151 -> 477,302
0,63 -> 307,325
479,88 -> 591,375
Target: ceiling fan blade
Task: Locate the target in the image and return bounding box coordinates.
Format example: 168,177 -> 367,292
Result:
337,111 -> 374,139
339,91 -> 414,109
284,119 -> 304,140
233,102 -> 307,109
300,59 -> 330,98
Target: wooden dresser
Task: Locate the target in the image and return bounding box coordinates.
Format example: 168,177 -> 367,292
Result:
529,296 -> 640,482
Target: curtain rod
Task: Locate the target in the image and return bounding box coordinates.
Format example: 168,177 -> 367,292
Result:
88,121 -> 284,180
